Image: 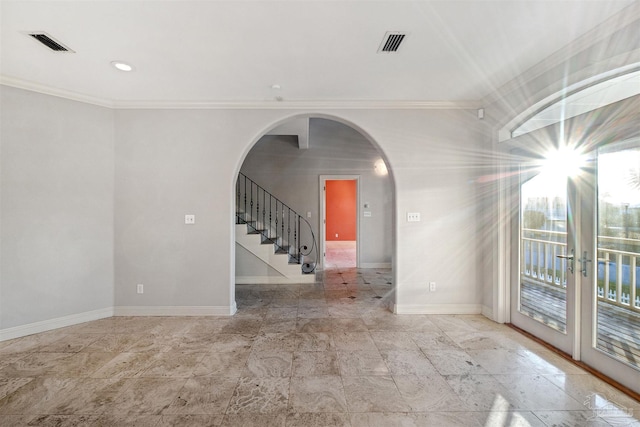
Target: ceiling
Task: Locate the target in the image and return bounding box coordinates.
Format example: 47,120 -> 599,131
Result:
0,0 -> 636,107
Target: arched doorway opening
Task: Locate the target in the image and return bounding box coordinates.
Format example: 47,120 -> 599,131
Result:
232,115 -> 396,317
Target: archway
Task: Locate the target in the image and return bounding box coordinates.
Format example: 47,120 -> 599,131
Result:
231,114 -> 396,315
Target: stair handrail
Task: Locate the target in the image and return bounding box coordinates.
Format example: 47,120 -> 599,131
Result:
236,172 -> 318,273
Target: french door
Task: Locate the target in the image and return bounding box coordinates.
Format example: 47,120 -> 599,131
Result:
579,140 -> 640,390
511,143 -> 578,356
511,135 -> 640,393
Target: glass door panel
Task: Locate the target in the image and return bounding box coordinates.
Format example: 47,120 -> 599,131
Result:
520,173 -> 569,333
512,151 -> 577,356
593,143 -> 640,370
576,139 -> 640,394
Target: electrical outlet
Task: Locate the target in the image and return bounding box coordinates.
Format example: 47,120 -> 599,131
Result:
407,212 -> 421,222
429,282 -> 436,292
185,214 -> 195,224
137,284 -> 144,294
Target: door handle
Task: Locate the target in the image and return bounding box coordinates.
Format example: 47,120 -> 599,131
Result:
556,249 -> 575,274
578,251 -> 592,277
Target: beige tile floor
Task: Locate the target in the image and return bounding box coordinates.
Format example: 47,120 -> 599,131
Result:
1,268 -> 639,426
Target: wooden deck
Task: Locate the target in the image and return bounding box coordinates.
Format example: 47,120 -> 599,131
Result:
520,281 -> 567,332
520,281 -> 640,367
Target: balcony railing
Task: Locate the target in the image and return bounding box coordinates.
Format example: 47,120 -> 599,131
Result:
521,229 -> 568,290
597,236 -> 640,311
521,229 -> 640,314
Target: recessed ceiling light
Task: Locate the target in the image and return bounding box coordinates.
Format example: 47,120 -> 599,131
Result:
271,84 -> 281,90
111,61 -> 134,72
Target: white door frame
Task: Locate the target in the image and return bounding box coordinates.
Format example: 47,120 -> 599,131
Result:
319,175 -> 360,270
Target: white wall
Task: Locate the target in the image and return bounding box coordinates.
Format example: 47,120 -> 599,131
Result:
344,109 -> 485,313
113,108 -> 288,314
0,91 -> 487,335
235,243 -> 283,278
114,108 -> 484,315
0,86 -> 114,336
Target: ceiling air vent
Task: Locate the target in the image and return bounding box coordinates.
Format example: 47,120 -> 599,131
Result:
28,32 -> 74,52
378,32 -> 406,53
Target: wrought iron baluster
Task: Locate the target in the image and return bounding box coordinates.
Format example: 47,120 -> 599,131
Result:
275,200 -> 279,243
269,195 -> 272,240
250,182 -> 255,229
281,207 -> 285,247
255,184 -> 259,232
243,175 -> 247,223
295,215 -> 299,263
287,208 -> 291,258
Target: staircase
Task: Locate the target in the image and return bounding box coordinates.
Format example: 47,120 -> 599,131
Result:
235,173 -> 317,284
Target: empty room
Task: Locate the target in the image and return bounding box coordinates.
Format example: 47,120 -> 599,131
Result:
1,1 -> 639,426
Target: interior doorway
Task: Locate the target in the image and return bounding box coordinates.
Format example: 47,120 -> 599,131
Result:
320,175 -> 359,269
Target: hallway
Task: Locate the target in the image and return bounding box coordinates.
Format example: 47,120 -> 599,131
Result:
0,269 -> 638,426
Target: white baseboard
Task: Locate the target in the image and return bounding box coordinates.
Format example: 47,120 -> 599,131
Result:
393,304 -> 482,315
0,303 -> 240,342
113,305 -> 237,316
235,275 -> 316,284
359,263 -> 392,269
0,307 -> 114,342
481,305 -> 494,321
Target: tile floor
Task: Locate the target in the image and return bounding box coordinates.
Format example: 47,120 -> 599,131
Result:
1,268 -> 639,426
324,241 -> 356,269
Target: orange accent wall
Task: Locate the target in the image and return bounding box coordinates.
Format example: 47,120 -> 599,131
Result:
326,180 -> 356,241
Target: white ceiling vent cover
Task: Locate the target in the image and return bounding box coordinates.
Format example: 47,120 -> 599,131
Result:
378,32 -> 407,53
27,32 -> 74,52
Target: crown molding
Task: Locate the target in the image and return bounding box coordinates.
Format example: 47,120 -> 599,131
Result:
0,75 -> 114,108
1,75 -> 480,111
111,99 -> 482,110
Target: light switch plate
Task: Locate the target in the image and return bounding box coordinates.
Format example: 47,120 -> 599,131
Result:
407,212 -> 420,222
